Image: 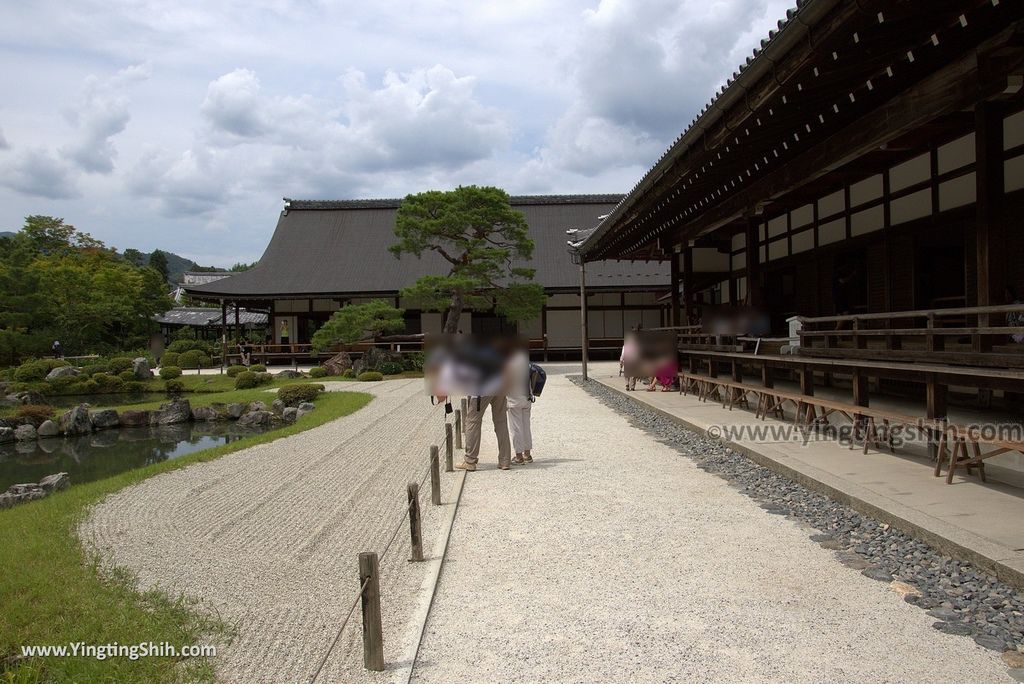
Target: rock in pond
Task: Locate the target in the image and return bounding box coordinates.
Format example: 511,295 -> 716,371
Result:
0,427 -> 14,444
226,403 -> 245,419
39,472 -> 70,491
14,424 -> 37,441
119,410 -> 151,427
191,406 -> 221,422
247,401 -> 267,413
90,409 -> 120,430
59,405 -> 93,436
37,420 -> 59,437
271,399 -> 285,414
153,399 -> 191,425
132,357 -> 154,380
296,402 -> 316,418
45,366 -> 79,381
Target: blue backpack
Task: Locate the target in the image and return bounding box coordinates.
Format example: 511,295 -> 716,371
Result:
528,363 -> 546,400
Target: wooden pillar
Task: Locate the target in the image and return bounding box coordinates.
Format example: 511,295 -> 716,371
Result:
745,216 -> 762,308
234,302 -> 240,342
220,299 -> 227,368
682,245 -> 695,325
974,101 -> 1006,352
580,260 -> 589,381
669,250 -> 682,327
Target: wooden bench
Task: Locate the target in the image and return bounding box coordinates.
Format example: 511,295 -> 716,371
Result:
934,426 -> 1024,484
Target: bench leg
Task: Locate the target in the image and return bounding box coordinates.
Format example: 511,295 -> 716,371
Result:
946,438 -> 964,485
971,442 -> 987,483
933,430 -> 948,477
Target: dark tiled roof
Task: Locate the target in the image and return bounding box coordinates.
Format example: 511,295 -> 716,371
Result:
155,307 -> 267,327
186,196 -> 668,299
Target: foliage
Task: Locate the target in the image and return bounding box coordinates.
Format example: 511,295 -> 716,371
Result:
158,366 -> 182,380
390,186 -> 545,333
167,339 -> 211,354
378,361 -> 404,375
308,367 -> 327,378
17,404 -> 55,425
14,358 -> 68,382
178,350 -> 211,369
226,364 -> 247,377
402,351 -> 426,372
108,357 -> 133,374
249,364 -> 266,373
117,369 -> 136,382
0,216 -> 171,364
124,381 -> 149,394
311,299 -> 405,350
91,373 -> 125,394
234,371 -> 258,389
160,351 -> 180,368
342,368 -> 355,378
148,249 -> 169,282
277,383 -> 325,406
357,371 -> 384,382
164,379 -> 185,395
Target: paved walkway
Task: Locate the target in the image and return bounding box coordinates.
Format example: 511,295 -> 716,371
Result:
412,370 -> 1006,682
587,362 -> 1024,587
82,379 -> 458,683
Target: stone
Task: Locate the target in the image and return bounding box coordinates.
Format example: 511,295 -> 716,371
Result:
119,410 -> 151,427
275,370 -> 303,378
90,409 -> 120,430
1004,652 -> 1024,668
282,407 -> 298,422
889,580 -> 922,598
237,410 -> 274,428
0,394 -> 18,407
37,420 -> 58,437
0,482 -> 48,508
13,424 -> 36,441
132,357 -> 154,380
0,427 -> 13,444
45,366 -> 79,381
226,403 -> 245,419
38,472 -> 70,492
933,621 -> 972,636
973,634 -> 1007,651
191,406 -> 220,422
17,391 -> 47,405
247,401 -> 267,413
927,607 -> 958,621
272,399 -> 285,414
1008,669 -> 1024,683
296,402 -> 316,419
58,405 -> 92,436
153,399 -> 191,425
322,351 -> 353,376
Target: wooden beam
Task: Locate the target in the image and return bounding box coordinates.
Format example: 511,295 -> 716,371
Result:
744,216 -> 762,308
670,251 -> 681,327
974,99 -> 1007,353
682,246 -> 695,325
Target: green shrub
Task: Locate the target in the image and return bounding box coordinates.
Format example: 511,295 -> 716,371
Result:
255,372 -> 272,385
167,339 -> 210,354
377,361 -> 404,376
78,378 -> 99,394
402,352 -> 425,372
226,365 -> 247,377
91,373 -> 125,394
357,371 -> 383,382
124,381 -> 148,394
234,371 -> 258,389
308,367 -> 327,378
342,368 -> 355,378
14,361 -> 50,383
107,357 -> 133,374
82,363 -> 110,377
160,351 -> 180,368
165,379 -> 185,394
277,383 -> 325,406
117,369 -> 136,382
159,366 -> 182,380
178,350 -> 211,369
250,364 -> 267,373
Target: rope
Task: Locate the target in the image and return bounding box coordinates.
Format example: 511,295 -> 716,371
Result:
308,414 -> 451,681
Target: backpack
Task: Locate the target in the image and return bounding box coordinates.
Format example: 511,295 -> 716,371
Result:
528,363 -> 546,400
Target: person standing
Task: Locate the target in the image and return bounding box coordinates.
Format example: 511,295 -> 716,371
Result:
280,320 -> 290,349
456,394 -> 513,471
51,340 -> 62,359
620,331 -> 639,391
507,346 -> 533,465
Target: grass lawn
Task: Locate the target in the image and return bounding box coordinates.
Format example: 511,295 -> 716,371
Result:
0,388 -> 372,683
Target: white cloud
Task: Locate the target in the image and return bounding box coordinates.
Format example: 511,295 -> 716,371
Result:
0,126 -> 8,150
0,148 -> 80,199
60,63 -> 150,173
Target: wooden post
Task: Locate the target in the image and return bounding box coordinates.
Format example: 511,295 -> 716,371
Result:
444,423 -> 454,472
460,399 -> 468,434
580,260 -> 589,380
407,483 -> 423,562
358,551 -> 384,671
220,299 -> 228,369
683,245 -> 695,325
974,101 -> 1006,352
926,374 -> 948,461
429,446 -> 441,506
745,216 -> 763,308
670,250 -> 682,327
454,409 -> 463,449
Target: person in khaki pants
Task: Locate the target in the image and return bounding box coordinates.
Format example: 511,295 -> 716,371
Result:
456,395 -> 513,471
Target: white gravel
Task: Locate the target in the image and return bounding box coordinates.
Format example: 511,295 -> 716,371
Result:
80,379 -> 460,683
411,371 -> 1008,683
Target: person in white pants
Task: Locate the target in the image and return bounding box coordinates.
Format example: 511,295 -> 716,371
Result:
506,348 -> 533,464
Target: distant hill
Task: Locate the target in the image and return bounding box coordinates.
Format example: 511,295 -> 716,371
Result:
121,249 -> 209,285
0,231 -> 15,238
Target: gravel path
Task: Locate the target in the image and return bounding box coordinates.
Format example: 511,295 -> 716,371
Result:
81,379 -> 457,683
411,372 -> 1009,683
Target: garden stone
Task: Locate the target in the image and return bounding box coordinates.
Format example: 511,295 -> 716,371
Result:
58,405 -> 92,436
14,424 -> 36,441
1004,652 -> 1024,668
17,391 -> 47,405
275,370 -> 303,379
153,399 -> 191,425
119,410 -> 151,427
282,407 -> 298,422
132,357 -> 154,380
226,403 -> 245,419
38,472 -> 70,492
933,621 -> 972,636
0,394 -> 18,407
0,427 -> 13,444
296,402 -> 315,418
272,399 -> 285,414
247,401 -> 267,413
37,420 -> 58,437
1009,669 -> 1024,683
237,410 -> 274,428
191,406 -> 220,422
45,366 -> 79,381
90,409 -> 120,430
322,351 -> 352,376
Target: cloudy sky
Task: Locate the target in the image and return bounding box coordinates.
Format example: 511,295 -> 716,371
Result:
0,0 -> 792,266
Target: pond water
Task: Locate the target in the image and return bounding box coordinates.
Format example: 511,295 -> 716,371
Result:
0,421 -> 281,491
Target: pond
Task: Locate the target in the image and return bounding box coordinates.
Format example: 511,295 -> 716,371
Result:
0,421 -> 282,492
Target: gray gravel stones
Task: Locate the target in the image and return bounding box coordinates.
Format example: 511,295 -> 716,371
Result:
571,376 -> 1024,654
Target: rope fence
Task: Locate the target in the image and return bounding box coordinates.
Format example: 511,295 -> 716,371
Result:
309,405 -> 466,682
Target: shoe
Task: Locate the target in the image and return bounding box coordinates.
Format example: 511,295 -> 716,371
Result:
523,452 -> 533,463
512,454 -> 525,465
454,461 -> 477,471
498,464 -> 510,470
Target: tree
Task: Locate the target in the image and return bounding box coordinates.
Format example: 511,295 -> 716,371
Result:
311,300 -> 405,350
148,250 -> 169,282
390,186 -> 544,333
122,248 -> 145,266
229,261 -> 256,272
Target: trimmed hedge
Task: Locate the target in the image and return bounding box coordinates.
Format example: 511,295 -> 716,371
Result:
277,383 -> 325,406
91,373 -> 125,394
178,350 -> 211,369
377,361 -> 404,376
107,357 -> 133,374
159,366 -> 182,380
226,365 -> 247,377
165,379 -> 185,394
342,369 -> 355,378
117,370 -> 136,382
160,351 -> 180,368
234,371 -> 272,390
166,339 -> 211,354
249,364 -> 267,373
308,367 -> 327,378
357,371 -> 384,382
14,359 -> 69,383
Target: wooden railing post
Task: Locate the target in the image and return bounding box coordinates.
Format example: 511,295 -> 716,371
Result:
445,423 -> 454,472
460,398 -> 468,434
429,446 -> 441,506
407,483 -> 423,562
358,551 -> 384,671
454,410 -> 463,450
